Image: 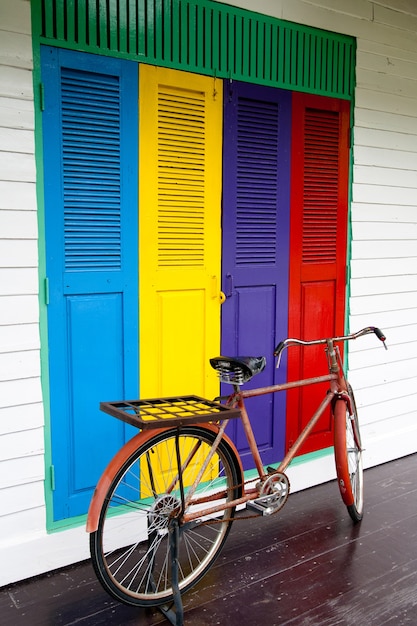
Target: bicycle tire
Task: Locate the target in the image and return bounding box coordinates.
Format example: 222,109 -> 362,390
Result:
334,384 -> 364,523
90,426 -> 241,607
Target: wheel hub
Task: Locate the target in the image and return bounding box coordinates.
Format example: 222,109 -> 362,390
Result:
148,494 -> 182,531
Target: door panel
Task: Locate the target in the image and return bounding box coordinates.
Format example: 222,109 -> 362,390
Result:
287,93 -> 350,456
231,285 -> 277,459
41,47 -> 138,520
139,66 -> 223,399
68,293 -> 124,491
156,289 -> 206,396
221,81 -> 292,469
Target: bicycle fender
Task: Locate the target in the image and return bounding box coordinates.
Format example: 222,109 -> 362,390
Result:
86,424 -> 243,533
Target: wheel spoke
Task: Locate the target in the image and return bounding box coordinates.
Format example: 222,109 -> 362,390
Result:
90,427 -> 240,606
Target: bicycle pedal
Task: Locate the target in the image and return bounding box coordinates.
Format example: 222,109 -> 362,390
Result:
247,472 -> 289,516
247,494 -> 284,516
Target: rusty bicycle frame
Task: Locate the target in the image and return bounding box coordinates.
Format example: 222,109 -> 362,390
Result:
180,336 -> 348,524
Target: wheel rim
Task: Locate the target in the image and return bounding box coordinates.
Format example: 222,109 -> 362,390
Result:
93,428 -> 239,604
346,413 -> 363,514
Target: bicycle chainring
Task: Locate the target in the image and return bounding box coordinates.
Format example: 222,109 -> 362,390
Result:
259,472 -> 290,510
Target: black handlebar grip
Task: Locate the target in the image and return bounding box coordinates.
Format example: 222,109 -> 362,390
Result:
373,327 -> 386,342
274,341 -> 285,357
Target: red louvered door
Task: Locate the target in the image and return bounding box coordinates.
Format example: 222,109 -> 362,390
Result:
286,93 -> 350,456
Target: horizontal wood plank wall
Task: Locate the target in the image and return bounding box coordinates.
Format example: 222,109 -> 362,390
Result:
345,3 -> 417,468
0,0 -> 45,557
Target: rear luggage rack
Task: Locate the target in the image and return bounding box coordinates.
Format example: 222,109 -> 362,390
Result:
100,395 -> 241,429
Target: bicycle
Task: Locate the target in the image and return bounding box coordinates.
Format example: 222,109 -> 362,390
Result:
87,326 -> 386,613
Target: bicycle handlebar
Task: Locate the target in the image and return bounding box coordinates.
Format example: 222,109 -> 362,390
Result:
274,326 -> 387,364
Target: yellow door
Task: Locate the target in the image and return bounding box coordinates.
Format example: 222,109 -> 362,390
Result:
139,66 -> 223,400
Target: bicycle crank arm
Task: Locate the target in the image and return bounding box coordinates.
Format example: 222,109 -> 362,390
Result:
247,472 -> 290,516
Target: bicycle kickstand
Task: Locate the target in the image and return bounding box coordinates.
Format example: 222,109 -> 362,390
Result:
158,518 -> 184,626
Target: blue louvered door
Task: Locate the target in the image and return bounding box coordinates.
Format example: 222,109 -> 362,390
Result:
41,47 -> 138,521
221,82 -> 292,469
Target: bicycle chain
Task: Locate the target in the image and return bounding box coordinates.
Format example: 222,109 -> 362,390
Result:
195,512 -> 261,526
186,475 -> 284,526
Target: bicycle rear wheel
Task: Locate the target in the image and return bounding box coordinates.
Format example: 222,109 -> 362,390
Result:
333,384 -> 364,523
90,426 -> 241,607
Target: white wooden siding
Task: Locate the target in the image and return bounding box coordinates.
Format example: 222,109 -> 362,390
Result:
351,0 -> 417,465
0,0 -> 47,584
1,0 -> 417,586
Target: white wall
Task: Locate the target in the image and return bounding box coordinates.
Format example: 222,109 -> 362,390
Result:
0,0 -> 49,583
0,1 -> 101,588
348,3 -> 417,467
0,0 -> 416,586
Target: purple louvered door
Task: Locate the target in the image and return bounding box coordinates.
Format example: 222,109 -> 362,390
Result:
221,82 -> 291,469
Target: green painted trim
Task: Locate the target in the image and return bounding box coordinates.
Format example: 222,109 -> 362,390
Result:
35,0 -> 355,100
47,512 -> 88,532
344,38 -> 357,375
30,3 -> 58,532
285,445 -> 334,467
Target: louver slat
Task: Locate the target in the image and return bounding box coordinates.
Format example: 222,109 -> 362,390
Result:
236,98 -> 279,266
157,88 -> 205,267
302,108 -> 339,264
62,69 -> 121,270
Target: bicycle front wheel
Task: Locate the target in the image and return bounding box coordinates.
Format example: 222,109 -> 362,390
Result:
90,426 -> 241,607
334,384 -> 364,523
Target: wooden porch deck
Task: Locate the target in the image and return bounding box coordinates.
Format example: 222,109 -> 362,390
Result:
1,453 -> 416,625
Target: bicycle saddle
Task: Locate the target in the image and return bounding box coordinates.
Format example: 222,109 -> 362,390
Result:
210,356 -> 266,385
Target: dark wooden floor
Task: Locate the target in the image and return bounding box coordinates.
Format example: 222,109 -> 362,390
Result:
1,453 -> 416,625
